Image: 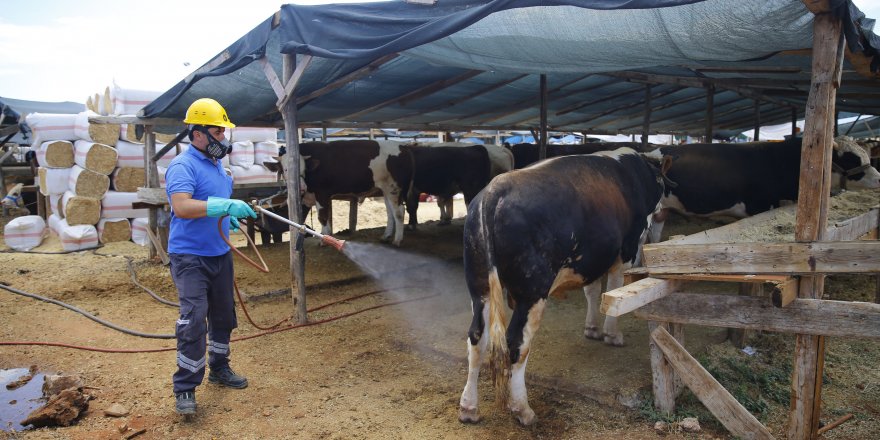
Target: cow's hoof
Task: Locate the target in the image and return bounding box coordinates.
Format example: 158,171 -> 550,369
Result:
584,326 -> 602,341
405,225 -> 417,231
458,406 -> 480,423
511,406 -> 536,426
439,219 -> 452,226
604,333 -> 625,347
380,236 -> 392,243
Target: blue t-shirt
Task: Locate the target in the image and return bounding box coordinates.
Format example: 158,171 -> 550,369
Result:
165,147 -> 234,256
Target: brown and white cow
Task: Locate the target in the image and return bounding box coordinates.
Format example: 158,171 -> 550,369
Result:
647,136 -> 880,242
458,148 -> 669,425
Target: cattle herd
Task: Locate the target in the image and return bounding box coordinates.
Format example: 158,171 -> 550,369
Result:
261,136 -> 879,425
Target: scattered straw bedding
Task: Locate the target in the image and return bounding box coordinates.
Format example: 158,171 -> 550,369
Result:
731,188 -> 879,243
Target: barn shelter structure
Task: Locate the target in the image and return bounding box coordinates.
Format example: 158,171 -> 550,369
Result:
88,0 -> 880,438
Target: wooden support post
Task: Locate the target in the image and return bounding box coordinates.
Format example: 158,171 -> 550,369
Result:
348,196 -> 358,232
648,321 -> 677,415
144,126 -> 160,261
283,53 -> 308,324
705,85 -> 715,142
651,326 -> 774,439
753,99 -> 761,141
642,84 -> 652,150
538,74 -> 548,160
788,10 -> 843,440
729,283 -> 762,348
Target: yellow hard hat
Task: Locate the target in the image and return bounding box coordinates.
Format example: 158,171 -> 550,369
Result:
183,98 -> 235,128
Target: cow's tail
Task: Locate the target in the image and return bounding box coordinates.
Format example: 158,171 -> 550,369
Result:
484,192 -> 510,409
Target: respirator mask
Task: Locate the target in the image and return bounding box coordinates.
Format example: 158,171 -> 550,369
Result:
194,126 -> 232,160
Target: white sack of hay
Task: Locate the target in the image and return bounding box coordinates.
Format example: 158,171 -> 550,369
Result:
74,110 -> 118,146
38,167 -> 71,196
131,217 -> 148,246
118,124 -> 178,144
36,140 -> 75,168
97,218 -> 132,243
68,164 -> 110,199
230,164 -> 279,185
25,112 -> 79,146
254,141 -> 280,167
48,214 -> 99,251
230,127 -> 277,143
101,191 -> 148,219
49,194 -> 63,217
115,140 -> 177,168
4,215 -> 46,251
229,141 -> 254,168
111,84 -> 161,115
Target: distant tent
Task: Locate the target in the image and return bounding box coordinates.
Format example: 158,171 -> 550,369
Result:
0,97 -> 84,145
504,135 -> 535,144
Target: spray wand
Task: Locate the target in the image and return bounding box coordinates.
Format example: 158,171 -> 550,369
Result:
250,201 -> 346,252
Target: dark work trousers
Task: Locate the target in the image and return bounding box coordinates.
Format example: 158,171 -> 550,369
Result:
170,252 -> 238,394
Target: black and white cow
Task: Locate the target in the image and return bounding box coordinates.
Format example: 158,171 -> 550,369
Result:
458,148 -> 670,425
400,141 -> 513,228
647,136 -> 880,242
400,144 -> 492,230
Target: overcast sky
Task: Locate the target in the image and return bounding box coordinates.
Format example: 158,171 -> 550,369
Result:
2,0 -> 880,104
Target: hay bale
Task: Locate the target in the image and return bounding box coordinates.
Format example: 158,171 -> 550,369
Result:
131,218 -> 148,246
115,140 -> 176,168
62,191 -> 100,225
38,167 -> 71,195
111,167 -> 145,192
73,140 -> 117,175
36,141 -> 75,168
67,165 -> 109,199
97,218 -> 131,243
75,110 -> 118,147
101,191 -> 148,219
119,124 -> 177,143
49,194 -> 63,217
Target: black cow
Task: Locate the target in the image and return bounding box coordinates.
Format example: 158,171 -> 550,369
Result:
402,144 -> 491,229
506,142 -> 658,169
647,136 -> 880,242
458,148 -> 669,425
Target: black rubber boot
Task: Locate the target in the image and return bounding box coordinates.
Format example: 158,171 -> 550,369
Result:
208,367 -> 248,389
175,391 -> 196,415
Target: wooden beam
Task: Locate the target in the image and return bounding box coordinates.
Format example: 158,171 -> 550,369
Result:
790,10 -> 842,438
771,277 -> 799,308
650,326 -> 774,439
825,208 -> 880,241
602,71 -> 799,109
642,241 -> 880,275
636,293 -> 880,338
615,94 -> 744,131
283,53 -> 308,325
336,70 -> 483,121
651,273 -> 791,283
258,56 -> 285,101
692,66 -> 803,74
648,321 -> 678,415
88,115 -> 180,126
557,86 -> 682,128
587,87 -> 696,130
457,74 -> 599,125
601,277 -> 683,317
277,55 -> 314,110
383,74 -> 528,122
555,84 -> 644,117
295,53 -> 399,107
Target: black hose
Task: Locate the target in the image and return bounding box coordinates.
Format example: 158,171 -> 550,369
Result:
126,258 -> 179,307
0,283 -> 174,339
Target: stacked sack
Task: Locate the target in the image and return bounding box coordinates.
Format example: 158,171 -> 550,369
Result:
27,85 -> 283,250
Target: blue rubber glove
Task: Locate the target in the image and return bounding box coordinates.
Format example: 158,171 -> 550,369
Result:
229,216 -> 242,233
206,197 -> 257,219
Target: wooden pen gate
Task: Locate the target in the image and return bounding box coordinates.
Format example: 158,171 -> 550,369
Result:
601,10 -> 880,439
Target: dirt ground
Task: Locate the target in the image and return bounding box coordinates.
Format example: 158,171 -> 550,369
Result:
0,198 -> 877,439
